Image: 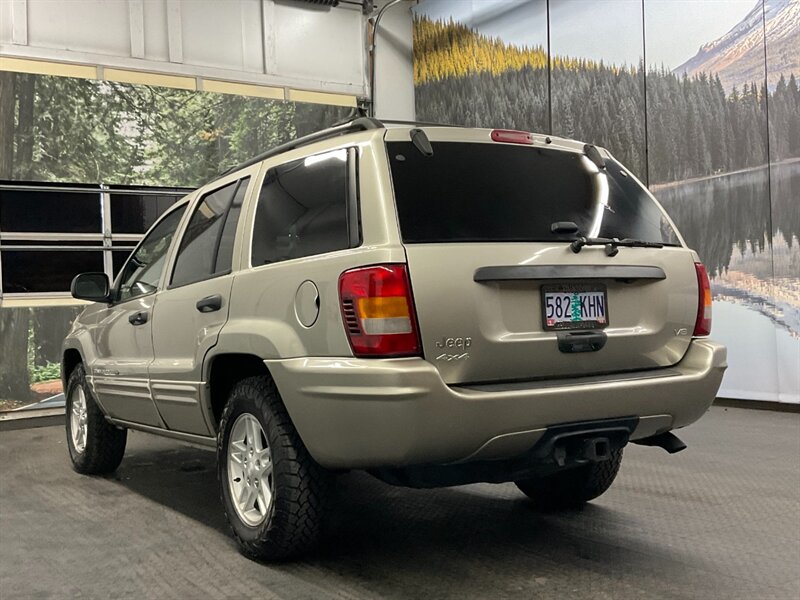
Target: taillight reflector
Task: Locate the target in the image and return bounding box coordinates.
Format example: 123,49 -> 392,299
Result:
693,262 -> 712,337
339,264 -> 421,357
491,129 -> 534,145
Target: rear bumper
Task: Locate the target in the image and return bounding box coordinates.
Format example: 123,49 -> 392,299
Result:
266,339 -> 726,469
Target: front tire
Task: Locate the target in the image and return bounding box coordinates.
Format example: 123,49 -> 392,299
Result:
65,364 -> 127,474
217,376 -> 330,561
515,448 -> 623,510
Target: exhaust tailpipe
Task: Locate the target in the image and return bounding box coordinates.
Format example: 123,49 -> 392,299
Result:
633,431 -> 687,454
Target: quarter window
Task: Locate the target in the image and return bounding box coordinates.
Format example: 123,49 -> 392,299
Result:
170,178 -> 249,288
251,149 -> 355,266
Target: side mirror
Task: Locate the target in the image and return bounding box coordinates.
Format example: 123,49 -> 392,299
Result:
71,272 -> 111,302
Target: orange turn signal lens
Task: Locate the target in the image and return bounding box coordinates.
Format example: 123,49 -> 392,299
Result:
356,296 -> 411,319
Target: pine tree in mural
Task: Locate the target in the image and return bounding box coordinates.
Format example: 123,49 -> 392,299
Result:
1,75 -> 349,188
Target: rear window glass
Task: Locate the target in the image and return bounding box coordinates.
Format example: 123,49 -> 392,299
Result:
387,141 -> 680,245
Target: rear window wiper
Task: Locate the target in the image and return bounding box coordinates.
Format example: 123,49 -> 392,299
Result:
570,236 -> 663,256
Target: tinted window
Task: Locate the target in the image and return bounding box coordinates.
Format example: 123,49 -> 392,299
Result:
214,179 -> 249,276
0,188 -> 101,233
170,179 -> 247,288
387,142 -> 679,245
117,207 -> 184,302
110,193 -> 179,234
1,250 -> 104,293
251,149 -> 351,266
112,250 -> 132,277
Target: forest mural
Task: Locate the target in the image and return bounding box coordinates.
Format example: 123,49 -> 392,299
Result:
0,72 -> 349,187
413,0 -> 799,403
414,14 -> 800,185
0,74 -> 348,408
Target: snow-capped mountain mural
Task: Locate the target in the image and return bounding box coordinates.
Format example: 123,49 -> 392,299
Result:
675,0 -> 799,91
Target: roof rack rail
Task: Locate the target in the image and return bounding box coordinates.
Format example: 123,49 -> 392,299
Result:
378,119 -> 457,128
219,116 -> 384,177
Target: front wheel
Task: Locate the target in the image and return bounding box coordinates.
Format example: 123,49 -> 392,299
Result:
515,448 -> 623,510
217,376 -> 331,561
65,364 -> 127,474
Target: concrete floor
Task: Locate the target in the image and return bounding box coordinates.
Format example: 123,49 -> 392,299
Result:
1,406 -> 798,600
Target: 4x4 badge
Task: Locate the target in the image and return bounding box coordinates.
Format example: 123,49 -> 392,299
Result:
435,352 -> 469,362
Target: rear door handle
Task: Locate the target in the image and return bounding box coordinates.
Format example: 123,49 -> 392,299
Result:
557,330 -> 607,353
196,294 -> 223,313
128,311 -> 149,326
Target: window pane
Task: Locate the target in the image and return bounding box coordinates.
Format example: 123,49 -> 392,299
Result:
112,250 -> 133,277
170,181 -> 238,287
214,178 -> 249,274
118,207 -> 184,302
251,150 -> 350,266
387,142 -> 679,245
1,250 -> 104,293
110,192 -> 182,234
0,188 -> 101,233
1,240 -> 101,248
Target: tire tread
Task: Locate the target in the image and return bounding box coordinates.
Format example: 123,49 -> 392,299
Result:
66,364 -> 127,475
217,375 -> 330,561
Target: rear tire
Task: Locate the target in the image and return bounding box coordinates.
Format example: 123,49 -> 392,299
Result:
65,363 -> 127,474
217,376 -> 330,561
515,448 -> 623,510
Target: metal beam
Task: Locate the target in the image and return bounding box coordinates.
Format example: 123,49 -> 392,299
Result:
128,0 -> 145,59
11,0 -> 28,46
262,0 -> 277,75
166,0 -> 183,63
0,50 -> 365,98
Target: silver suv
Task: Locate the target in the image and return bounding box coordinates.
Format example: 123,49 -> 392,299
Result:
63,118 -> 726,560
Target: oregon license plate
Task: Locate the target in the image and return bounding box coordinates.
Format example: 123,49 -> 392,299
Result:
541,284 -> 608,330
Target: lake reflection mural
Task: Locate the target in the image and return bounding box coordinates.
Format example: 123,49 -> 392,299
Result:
413,0 -> 800,402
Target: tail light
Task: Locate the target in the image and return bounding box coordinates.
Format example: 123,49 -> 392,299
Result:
491,129 -> 534,145
339,264 -> 421,357
693,262 -> 712,337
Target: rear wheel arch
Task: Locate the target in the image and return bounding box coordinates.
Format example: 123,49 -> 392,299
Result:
206,353 -> 271,430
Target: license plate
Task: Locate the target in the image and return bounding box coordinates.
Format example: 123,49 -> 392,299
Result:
541,284 -> 608,330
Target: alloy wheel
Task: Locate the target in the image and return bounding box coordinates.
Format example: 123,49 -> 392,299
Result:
227,413 -> 274,527
70,386 -> 88,453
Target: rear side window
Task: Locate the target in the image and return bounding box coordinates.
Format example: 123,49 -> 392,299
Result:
170,178 -> 249,287
387,141 -> 680,245
251,148 -> 358,266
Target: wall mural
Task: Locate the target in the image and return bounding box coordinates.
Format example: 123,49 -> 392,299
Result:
413,0 -> 799,403
0,75 -> 349,410
0,73 -> 350,188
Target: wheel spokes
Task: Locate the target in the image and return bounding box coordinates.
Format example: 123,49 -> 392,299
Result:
70,387 -> 88,453
254,448 -> 271,478
227,413 -> 273,527
256,482 -> 270,517
247,417 -> 262,452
